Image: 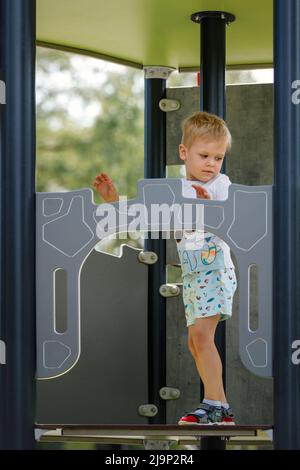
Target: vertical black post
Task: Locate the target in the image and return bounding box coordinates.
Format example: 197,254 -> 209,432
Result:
273,0 -> 300,450
144,66 -> 173,424
0,0 -> 36,449
191,11 -> 235,450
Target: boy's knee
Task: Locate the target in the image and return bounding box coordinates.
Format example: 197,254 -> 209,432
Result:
190,327 -> 214,351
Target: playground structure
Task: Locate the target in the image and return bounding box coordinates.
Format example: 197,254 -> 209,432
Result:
0,0 -> 300,450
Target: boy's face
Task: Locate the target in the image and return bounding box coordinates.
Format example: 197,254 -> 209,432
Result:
179,137 -> 227,182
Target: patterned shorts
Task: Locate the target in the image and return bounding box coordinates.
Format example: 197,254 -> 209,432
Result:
182,268 -> 237,327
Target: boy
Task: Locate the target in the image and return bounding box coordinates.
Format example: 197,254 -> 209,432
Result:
92,111 -> 237,425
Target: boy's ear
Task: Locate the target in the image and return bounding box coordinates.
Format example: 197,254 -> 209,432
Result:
179,144 -> 187,161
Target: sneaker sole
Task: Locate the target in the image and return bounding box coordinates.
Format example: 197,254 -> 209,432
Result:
178,420 -> 236,426
217,421 -> 236,426
178,420 -> 215,426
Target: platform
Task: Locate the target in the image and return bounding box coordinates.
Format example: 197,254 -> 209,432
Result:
36,424 -> 273,449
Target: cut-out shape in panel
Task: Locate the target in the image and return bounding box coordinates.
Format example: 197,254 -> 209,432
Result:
43,340 -> 71,369
43,196 -> 94,257
249,264 -> 259,333
228,191 -> 268,251
43,198 -> 63,217
54,268 -> 67,334
246,338 -> 268,368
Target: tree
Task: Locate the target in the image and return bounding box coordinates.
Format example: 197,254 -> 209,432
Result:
36,47 -> 144,204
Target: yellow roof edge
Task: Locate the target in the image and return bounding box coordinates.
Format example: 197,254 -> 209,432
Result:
37,41 -> 273,72
180,63 -> 273,72
37,41 -> 144,70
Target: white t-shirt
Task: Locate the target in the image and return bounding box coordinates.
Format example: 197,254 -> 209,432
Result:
176,173 -> 235,275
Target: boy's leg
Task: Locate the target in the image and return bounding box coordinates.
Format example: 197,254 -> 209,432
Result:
188,314 -> 227,403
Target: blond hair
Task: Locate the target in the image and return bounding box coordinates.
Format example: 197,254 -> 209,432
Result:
181,111 -> 232,151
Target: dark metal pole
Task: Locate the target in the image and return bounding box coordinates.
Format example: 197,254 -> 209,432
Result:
273,0 -> 300,450
197,11 -> 235,116
144,67 -> 172,424
0,0 -> 36,449
191,10 -> 235,450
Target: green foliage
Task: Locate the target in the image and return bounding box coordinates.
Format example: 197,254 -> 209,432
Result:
36,47 -> 144,202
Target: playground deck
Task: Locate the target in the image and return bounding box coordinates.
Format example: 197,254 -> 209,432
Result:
36,424 -> 273,447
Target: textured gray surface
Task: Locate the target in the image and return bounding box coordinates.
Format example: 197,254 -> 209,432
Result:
226,83 -> 273,425
166,289 -> 200,424
165,84 -> 273,425
226,84 -> 274,186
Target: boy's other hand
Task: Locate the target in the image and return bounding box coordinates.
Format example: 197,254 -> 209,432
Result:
192,184 -> 211,199
92,172 -> 119,203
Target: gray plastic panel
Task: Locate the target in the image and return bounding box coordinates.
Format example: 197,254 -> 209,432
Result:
36,245 -> 148,424
36,191 -> 96,379
36,179 -> 272,379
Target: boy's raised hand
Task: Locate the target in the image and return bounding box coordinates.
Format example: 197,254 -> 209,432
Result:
192,184 -> 211,200
92,172 -> 119,202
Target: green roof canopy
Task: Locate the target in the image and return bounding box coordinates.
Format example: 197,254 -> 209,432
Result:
37,0 -> 273,70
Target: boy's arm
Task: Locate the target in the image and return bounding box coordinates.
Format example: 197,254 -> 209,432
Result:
181,185 -> 211,236
92,172 -> 119,203
191,185 -> 211,199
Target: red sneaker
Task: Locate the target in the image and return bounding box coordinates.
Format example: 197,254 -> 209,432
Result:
221,406 -> 236,425
178,403 -> 222,425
